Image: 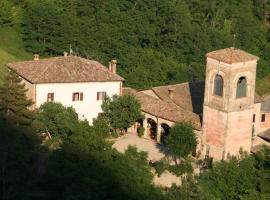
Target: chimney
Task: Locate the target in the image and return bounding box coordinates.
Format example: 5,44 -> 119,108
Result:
168,88 -> 175,99
34,54 -> 39,61
110,59 -> 117,74
64,52 -> 68,57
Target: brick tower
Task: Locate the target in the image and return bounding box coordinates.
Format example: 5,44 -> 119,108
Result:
202,47 -> 259,160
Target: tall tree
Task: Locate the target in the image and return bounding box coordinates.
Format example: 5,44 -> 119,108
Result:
0,70 -> 33,126
101,94 -> 143,132
165,122 -> 197,163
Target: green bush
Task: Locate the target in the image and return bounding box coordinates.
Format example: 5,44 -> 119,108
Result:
154,158 -> 170,177
137,127 -> 145,138
111,130 -> 119,138
168,160 -> 193,177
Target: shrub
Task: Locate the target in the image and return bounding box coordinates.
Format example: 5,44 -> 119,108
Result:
168,160 -> 193,177
137,127 -> 145,137
154,158 -> 169,177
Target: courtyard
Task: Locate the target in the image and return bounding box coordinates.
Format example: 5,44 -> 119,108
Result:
112,133 -> 181,187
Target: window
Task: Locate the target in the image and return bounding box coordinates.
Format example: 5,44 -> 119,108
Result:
47,93 -> 54,102
72,92 -> 83,101
261,114 -> 266,122
213,74 -> 223,96
253,114 -> 256,123
97,92 -> 106,100
236,77 -> 247,98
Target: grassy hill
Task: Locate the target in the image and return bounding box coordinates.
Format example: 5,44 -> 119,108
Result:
0,27 -> 31,82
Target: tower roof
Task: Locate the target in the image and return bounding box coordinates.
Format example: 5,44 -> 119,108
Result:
206,47 -> 259,64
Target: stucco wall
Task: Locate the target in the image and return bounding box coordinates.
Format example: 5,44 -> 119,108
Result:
226,109 -> 253,157
35,81 -> 121,124
203,106 -> 227,159
260,112 -> 270,129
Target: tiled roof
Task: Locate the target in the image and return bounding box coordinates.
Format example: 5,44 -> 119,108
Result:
8,56 -> 124,84
207,47 -> 259,64
258,129 -> 270,142
152,81 -> 205,114
123,87 -> 202,130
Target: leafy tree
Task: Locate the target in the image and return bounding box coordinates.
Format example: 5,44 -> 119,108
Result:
165,122 -> 197,162
0,70 -> 33,126
34,102 -> 80,137
197,152 -> 270,200
101,94 -> 143,132
0,0 -> 14,27
92,114 -> 110,136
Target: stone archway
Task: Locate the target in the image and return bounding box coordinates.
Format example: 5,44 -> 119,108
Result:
160,123 -> 171,143
147,118 -> 157,141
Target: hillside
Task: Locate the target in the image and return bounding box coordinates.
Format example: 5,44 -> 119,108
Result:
0,27 -> 31,82
0,0 -> 270,95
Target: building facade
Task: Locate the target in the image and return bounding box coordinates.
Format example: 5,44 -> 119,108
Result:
203,48 -> 259,160
8,55 -> 124,124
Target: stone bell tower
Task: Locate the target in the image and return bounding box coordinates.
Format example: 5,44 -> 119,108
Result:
202,47 -> 259,160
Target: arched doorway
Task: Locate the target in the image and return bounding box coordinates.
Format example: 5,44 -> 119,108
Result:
147,118 -> 157,141
160,123 -> 170,143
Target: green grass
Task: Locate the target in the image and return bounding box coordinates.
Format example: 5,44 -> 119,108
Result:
0,27 -> 31,82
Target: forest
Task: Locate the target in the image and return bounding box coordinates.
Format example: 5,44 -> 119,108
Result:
0,0 -> 270,90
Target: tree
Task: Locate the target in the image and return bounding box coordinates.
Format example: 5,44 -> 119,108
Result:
92,114 -> 110,136
101,94 -> 143,132
0,70 -> 33,126
0,0 -> 14,27
34,102 -> 80,138
165,122 -> 197,162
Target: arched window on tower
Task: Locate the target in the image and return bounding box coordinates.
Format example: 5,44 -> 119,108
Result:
213,74 -> 223,96
236,77 -> 247,98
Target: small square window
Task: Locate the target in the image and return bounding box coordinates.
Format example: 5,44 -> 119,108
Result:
261,114 -> 266,122
47,93 -> 54,102
97,92 -> 106,100
73,92 -> 83,101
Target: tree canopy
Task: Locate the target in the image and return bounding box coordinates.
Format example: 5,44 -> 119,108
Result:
165,122 -> 197,160
0,70 -> 33,126
101,94 -> 143,132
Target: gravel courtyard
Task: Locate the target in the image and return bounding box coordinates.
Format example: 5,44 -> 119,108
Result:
112,133 -> 181,187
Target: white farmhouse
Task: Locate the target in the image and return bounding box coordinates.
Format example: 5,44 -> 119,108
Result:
8,54 -> 124,124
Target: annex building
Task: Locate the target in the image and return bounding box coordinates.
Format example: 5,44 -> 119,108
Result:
8,47 -> 270,160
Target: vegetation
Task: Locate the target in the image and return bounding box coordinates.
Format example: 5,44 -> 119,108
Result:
1,1 -> 270,92
165,122 -> 197,162
137,126 -> 145,137
0,70 -> 33,125
166,149 -> 270,200
0,79 -> 270,199
101,94 -> 143,132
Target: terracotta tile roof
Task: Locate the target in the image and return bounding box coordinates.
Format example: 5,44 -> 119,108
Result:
152,81 -> 205,114
206,47 -> 259,64
258,129 -> 270,142
8,56 -> 124,84
123,87 -> 202,130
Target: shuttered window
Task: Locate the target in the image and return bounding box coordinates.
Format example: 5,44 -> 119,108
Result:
97,92 -> 106,100
236,77 -> 247,98
213,75 -> 223,96
72,92 -> 83,101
